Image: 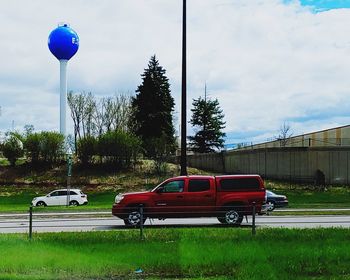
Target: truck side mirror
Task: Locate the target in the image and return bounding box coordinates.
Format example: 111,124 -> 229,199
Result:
156,186 -> 164,193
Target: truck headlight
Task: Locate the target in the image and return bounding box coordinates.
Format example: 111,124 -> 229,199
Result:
115,194 -> 124,204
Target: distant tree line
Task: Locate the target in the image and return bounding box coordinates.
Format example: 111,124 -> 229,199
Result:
67,92 -> 133,150
67,91 -> 140,168
0,55 -> 228,172
1,130 -> 65,166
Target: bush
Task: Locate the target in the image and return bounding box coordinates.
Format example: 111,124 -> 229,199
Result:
2,134 -> 24,166
77,136 -> 97,165
144,135 -> 173,174
97,130 -> 141,168
39,132 -> 65,164
24,133 -> 41,164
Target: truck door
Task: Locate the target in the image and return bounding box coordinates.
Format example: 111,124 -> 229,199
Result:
152,179 -> 187,217
184,179 -> 216,215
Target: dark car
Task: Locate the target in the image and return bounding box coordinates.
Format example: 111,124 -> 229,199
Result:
266,190 -> 288,211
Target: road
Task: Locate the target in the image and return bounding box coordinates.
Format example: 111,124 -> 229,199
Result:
1,212 -> 350,233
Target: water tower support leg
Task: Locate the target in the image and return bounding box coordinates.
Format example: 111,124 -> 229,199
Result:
60,59 -> 68,136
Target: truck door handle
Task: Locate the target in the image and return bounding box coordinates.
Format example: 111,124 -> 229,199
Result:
204,195 -> 211,197
156,203 -> 167,206
177,195 -> 184,198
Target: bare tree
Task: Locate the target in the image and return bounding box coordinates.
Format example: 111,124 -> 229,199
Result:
68,91 -> 133,149
68,91 -> 85,150
276,122 -> 293,147
103,97 -> 117,132
92,98 -> 105,137
112,93 -> 132,132
81,92 -> 96,137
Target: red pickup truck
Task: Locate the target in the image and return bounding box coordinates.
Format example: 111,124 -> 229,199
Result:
112,175 -> 266,226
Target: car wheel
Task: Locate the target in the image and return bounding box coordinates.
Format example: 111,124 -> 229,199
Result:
69,200 -> 79,206
124,209 -> 146,227
267,201 -> 275,211
222,209 -> 243,225
36,201 -> 47,207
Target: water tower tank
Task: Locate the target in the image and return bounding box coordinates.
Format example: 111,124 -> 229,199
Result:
48,23 -> 79,61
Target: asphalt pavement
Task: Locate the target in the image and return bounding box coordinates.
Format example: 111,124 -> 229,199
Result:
1,212 -> 350,233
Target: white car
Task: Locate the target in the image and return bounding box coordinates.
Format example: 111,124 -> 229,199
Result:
31,189 -> 88,207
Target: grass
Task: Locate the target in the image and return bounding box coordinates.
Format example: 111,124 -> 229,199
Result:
265,182 -> 350,209
0,228 -> 349,279
0,189 -> 116,212
0,159 -> 210,185
0,160 -> 349,213
271,210 -> 350,216
0,161 -> 211,213
284,189 -> 350,208
1,183 -> 350,213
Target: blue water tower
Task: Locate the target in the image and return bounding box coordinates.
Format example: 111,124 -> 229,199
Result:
48,23 -> 79,136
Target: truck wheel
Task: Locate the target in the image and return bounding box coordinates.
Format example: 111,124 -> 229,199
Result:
124,209 -> 146,227
219,209 -> 243,225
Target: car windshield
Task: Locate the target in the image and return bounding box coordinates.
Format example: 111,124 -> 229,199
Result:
267,190 -> 275,196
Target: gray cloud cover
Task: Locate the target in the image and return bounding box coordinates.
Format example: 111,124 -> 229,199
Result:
1,0 -> 350,144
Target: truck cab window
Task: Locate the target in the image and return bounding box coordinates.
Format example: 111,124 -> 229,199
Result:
162,180 -> 184,193
188,180 -> 210,192
220,178 -> 260,191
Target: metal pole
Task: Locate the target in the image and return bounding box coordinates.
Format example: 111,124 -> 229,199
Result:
60,59 -> 68,136
252,202 -> 256,235
29,206 -> 33,240
66,154 -> 72,207
139,205 -> 144,240
66,176 -> 71,207
180,0 -> 187,176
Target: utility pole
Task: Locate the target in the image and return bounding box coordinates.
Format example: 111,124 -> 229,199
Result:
180,0 -> 187,176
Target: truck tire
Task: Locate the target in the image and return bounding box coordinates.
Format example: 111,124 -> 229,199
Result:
123,209 -> 146,227
218,209 -> 243,225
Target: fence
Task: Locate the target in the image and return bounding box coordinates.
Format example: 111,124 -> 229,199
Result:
1,206 -> 349,240
183,146 -> 350,185
232,137 -> 350,150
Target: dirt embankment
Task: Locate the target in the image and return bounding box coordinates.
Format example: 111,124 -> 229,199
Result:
0,162 -> 210,193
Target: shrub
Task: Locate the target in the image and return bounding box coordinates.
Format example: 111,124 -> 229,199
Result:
77,136 -> 97,165
24,133 -> 41,164
144,135 -> 172,174
39,132 -> 65,164
97,130 -> 141,168
2,134 -> 24,166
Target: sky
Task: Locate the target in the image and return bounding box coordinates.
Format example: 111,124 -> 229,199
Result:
1,0 -> 350,146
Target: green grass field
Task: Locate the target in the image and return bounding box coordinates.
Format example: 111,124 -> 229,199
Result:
266,185 -> 350,209
0,228 -> 349,279
0,185 -> 349,213
0,189 -> 116,212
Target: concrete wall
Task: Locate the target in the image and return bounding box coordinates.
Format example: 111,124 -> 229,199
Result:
187,147 -> 350,185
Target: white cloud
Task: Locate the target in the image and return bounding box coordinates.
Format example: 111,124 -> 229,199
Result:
1,0 -> 350,144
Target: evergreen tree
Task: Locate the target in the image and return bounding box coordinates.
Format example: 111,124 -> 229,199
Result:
188,94 -> 226,153
131,55 -> 176,155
